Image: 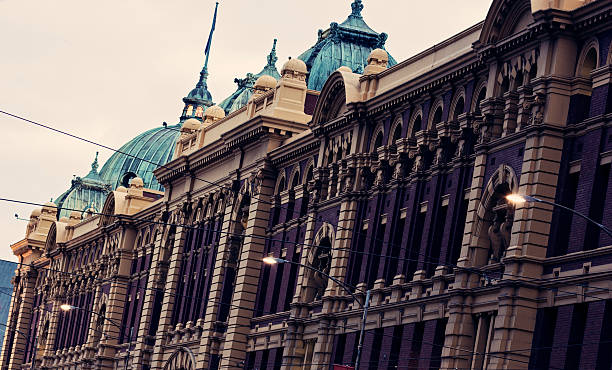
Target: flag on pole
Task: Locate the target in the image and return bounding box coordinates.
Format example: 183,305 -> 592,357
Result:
204,2 -> 219,57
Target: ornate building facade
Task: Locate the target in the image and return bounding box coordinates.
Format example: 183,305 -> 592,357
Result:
3,0 -> 612,369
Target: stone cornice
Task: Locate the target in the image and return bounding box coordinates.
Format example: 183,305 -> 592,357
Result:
157,115 -> 308,185
365,58 -> 486,119
571,0 -> 612,36
270,140 -> 319,168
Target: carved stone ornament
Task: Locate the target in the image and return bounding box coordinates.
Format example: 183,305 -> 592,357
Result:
412,155 -> 424,172
308,179 -> 321,204
393,160 -> 405,180
432,147 -> 445,167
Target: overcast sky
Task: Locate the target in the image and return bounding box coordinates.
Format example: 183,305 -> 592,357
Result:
0,0 -> 493,262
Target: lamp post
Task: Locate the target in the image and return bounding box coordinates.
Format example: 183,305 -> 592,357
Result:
263,257 -> 370,369
60,304 -> 130,370
506,194 -> 612,238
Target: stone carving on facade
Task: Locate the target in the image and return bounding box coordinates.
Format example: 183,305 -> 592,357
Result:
391,158 -> 406,180
475,117 -> 491,144
412,154 -> 424,172
488,203 -> 513,262
307,179 -> 321,204
327,163 -> 339,198
530,91 -> 546,126
432,146 -> 446,167
343,172 -> 354,193
248,169 -> 265,197
26,213 -> 39,238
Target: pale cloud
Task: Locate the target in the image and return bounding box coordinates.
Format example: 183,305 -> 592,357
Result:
0,0 -> 492,262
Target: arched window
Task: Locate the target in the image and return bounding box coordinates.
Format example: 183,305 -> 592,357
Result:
310,237 -> 332,300
92,303 -> 106,345
473,87 -> 487,115
373,132 -> 383,151
579,47 -> 598,78
195,106 -> 204,118
392,122 -> 402,143
163,347 -> 197,370
276,176 -> 286,195
301,163 -> 314,216
305,164 -> 314,184
453,96 -> 465,120
291,171 -> 300,189
471,165 -> 519,266
186,105 -> 193,116
515,70 -> 524,89
500,77 -> 510,95
432,106 -> 443,126
412,115 -> 422,134
389,117 -> 403,146
529,63 -> 538,81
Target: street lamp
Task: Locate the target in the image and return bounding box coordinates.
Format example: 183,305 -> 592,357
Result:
60,304 -> 130,370
263,257 -> 371,370
506,194 -> 612,238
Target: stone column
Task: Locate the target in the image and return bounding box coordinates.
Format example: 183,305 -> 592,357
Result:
150,224 -> 188,369
441,127 -> 489,369
132,224 -> 166,368
486,35 -> 574,366
0,272 -> 21,367
81,281 -> 103,364
325,172 -> 359,299
486,130 -> 564,370
311,318 -> 336,370
196,194 -> 237,369
97,242 -> 133,369
282,201 -> 318,369
219,168 -> 274,369
7,269 -> 37,370
440,294 -> 476,369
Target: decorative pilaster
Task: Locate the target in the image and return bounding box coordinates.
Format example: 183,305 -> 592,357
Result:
219,167 -> 275,369
196,194 -> 238,369
150,224 -> 189,369
96,243 -> 132,368
282,199 -> 319,369
132,227 -> 167,368
7,269 -> 37,370
0,273 -> 20,367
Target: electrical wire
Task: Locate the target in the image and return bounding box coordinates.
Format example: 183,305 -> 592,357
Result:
3,195 -> 612,309
0,108 -> 472,271
3,278 -> 608,370
7,107 -> 608,316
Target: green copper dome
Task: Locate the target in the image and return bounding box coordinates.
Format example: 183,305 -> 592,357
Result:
219,39 -> 281,114
298,0 -> 396,91
55,153 -> 111,219
98,124 -> 181,192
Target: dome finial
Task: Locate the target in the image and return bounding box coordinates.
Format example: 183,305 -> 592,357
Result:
85,151 -> 101,180
351,0 -> 363,17
91,152 -> 99,173
267,39 -> 278,67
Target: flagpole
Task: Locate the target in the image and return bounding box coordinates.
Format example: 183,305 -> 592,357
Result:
202,1 -> 219,75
